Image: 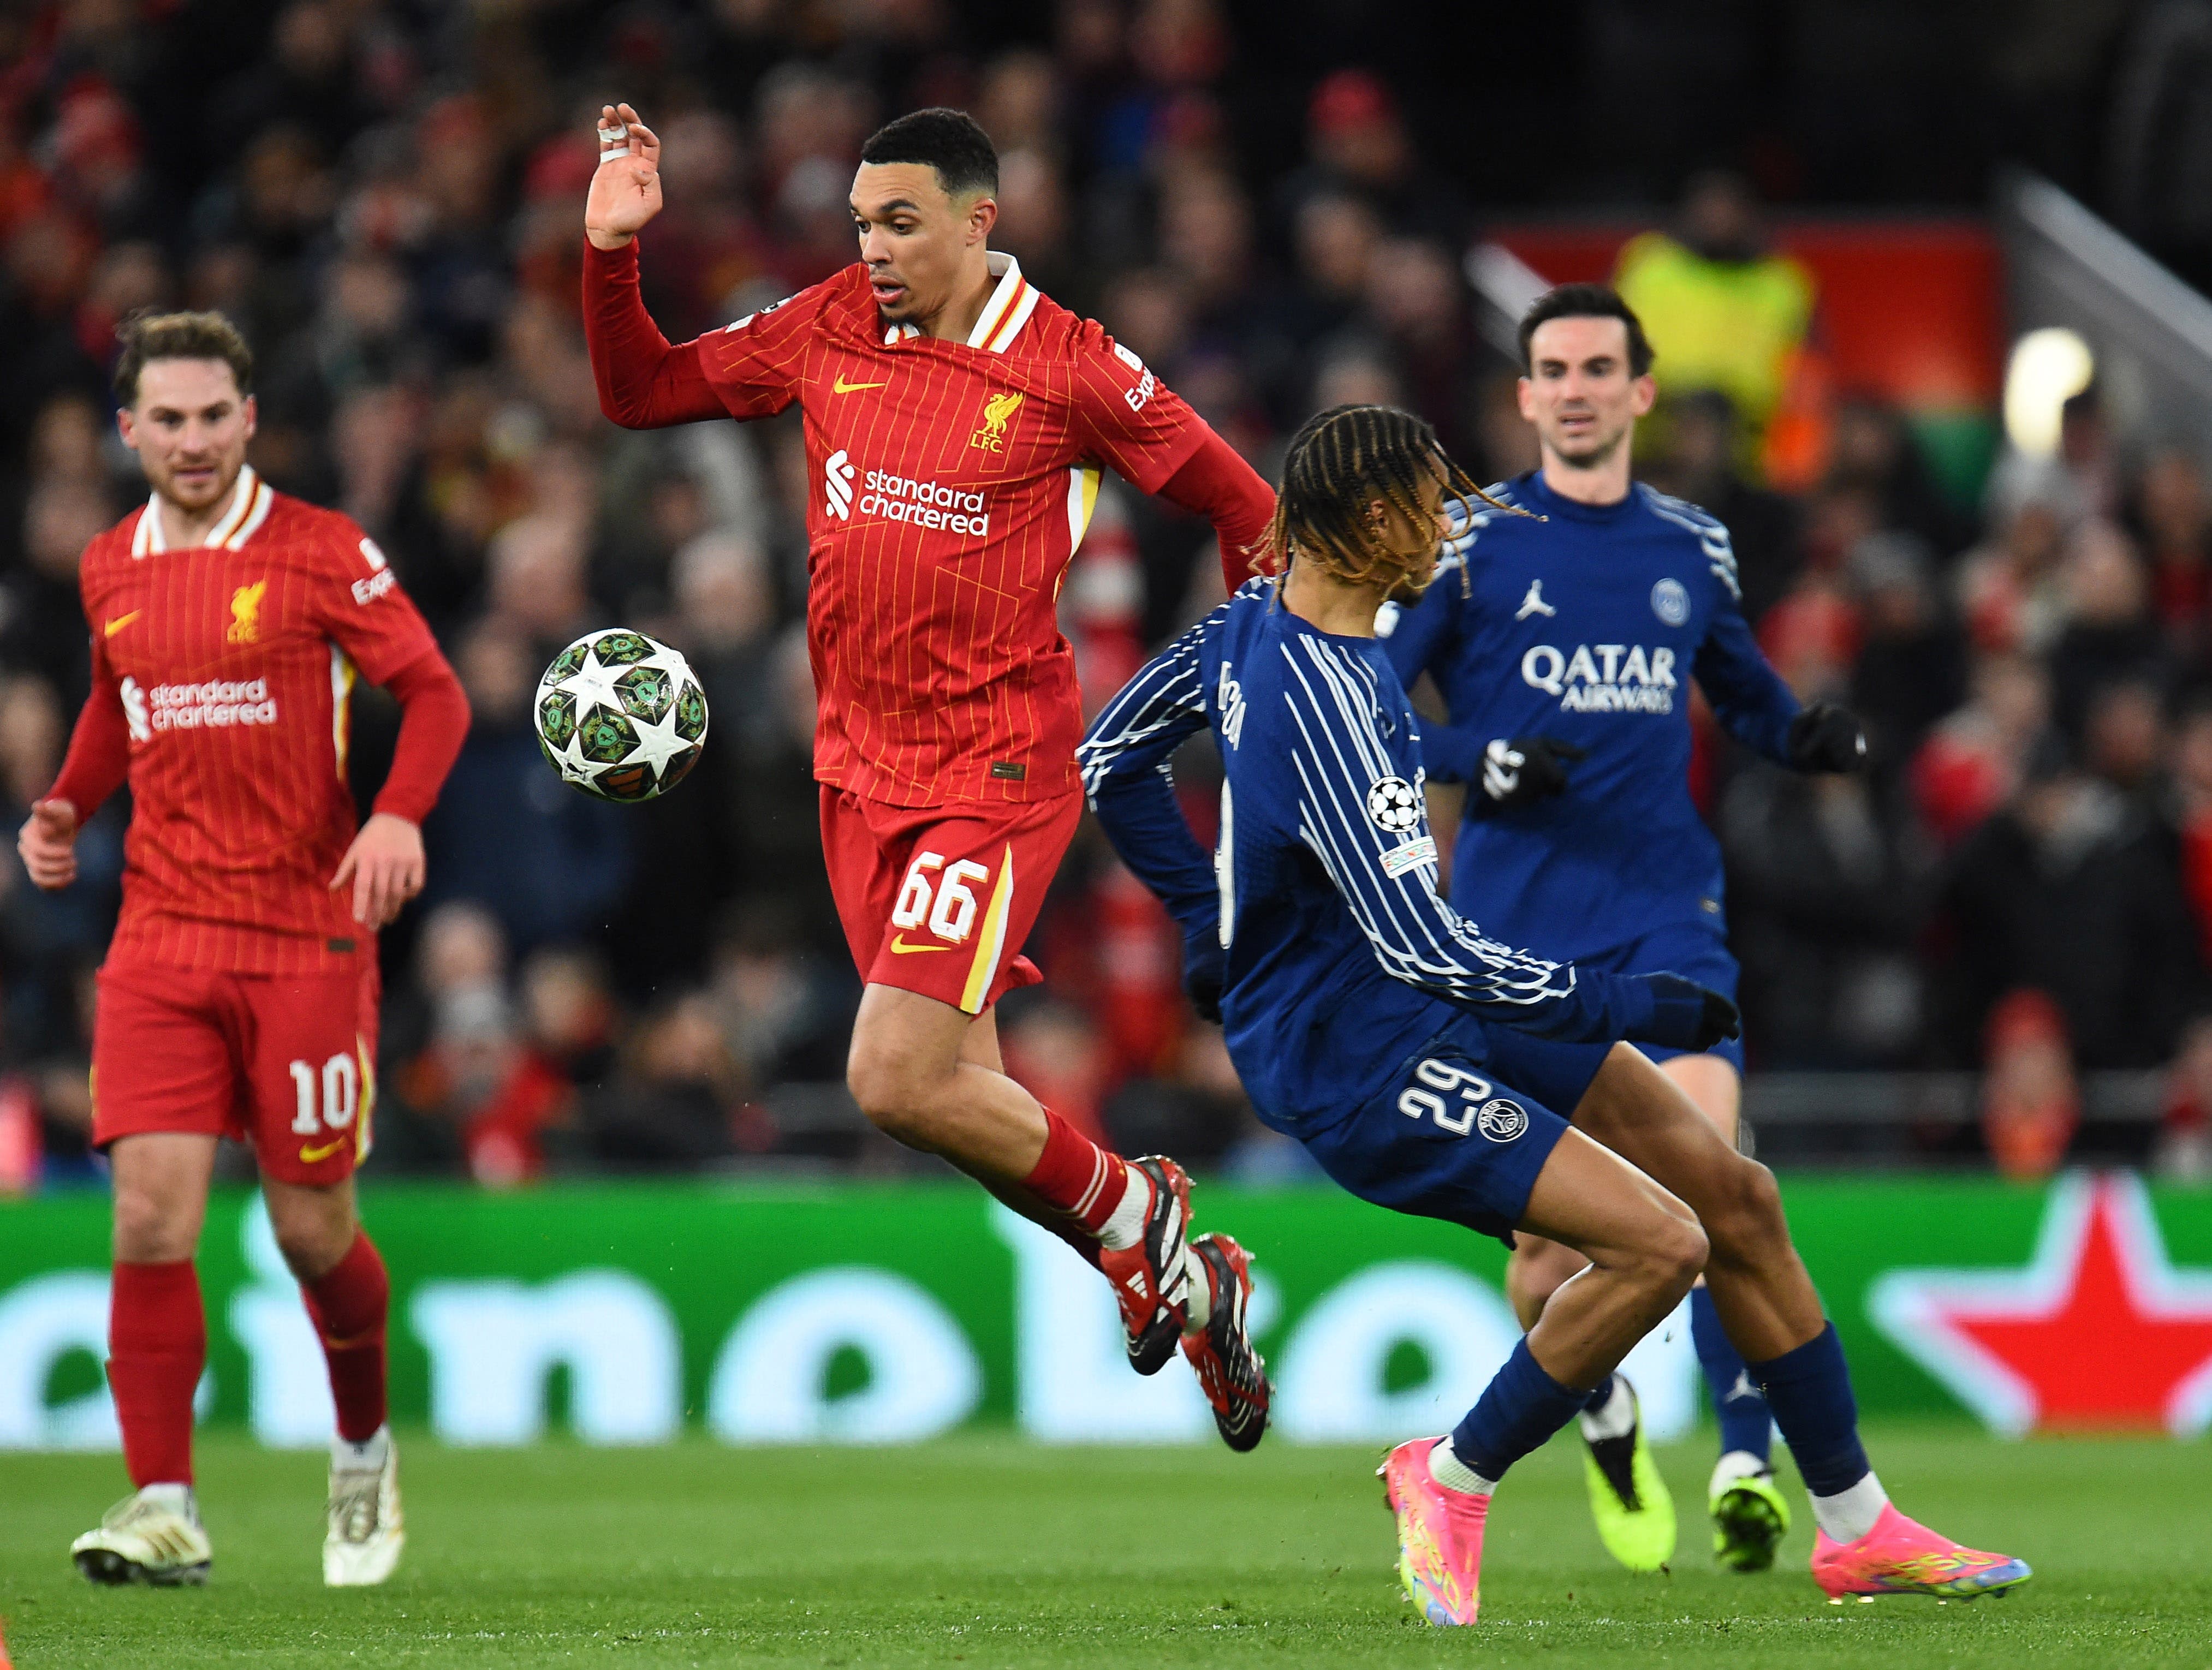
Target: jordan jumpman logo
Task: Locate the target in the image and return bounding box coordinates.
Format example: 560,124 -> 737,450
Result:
1516,577 -> 1557,621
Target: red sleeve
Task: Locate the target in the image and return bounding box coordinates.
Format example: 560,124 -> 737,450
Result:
1157,429 -> 1278,592
1067,321 -> 1206,494
371,649 -> 470,825
582,240 -> 723,427
47,633 -> 130,820
312,521 -> 441,685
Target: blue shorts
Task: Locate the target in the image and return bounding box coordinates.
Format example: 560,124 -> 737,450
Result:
1295,1019 -> 1612,1244
1578,920 -> 1744,1073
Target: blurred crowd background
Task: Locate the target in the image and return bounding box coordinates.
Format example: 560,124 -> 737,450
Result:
4,0 -> 2211,1190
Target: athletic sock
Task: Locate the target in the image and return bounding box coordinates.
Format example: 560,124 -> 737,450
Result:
301,1232 -> 390,1444
108,1259 -> 205,1489
332,1427 -> 390,1474
1748,1321 -> 1876,1515
137,1481 -> 198,1522
1020,1108 -> 1144,1249
1807,1470 -> 1890,1543
1692,1285 -> 1773,1464
1448,1338 -> 1592,1485
1577,1373 -> 1637,1443
1428,1435 -> 1498,1495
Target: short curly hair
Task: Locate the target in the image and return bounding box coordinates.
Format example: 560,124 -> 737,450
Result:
113,310 -> 254,407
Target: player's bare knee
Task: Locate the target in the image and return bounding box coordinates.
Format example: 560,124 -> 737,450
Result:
1704,1155 -> 1786,1266
111,1183 -> 191,1263
844,1049 -> 936,1145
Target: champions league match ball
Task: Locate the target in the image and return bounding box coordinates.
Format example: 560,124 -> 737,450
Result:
534,628 -> 709,802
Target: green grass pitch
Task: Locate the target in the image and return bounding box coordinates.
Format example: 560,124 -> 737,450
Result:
2,1425 -> 2204,1667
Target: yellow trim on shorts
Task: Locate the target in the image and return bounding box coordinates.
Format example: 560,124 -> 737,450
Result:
960,845 -> 1018,1014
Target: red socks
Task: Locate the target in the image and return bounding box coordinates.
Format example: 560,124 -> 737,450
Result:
108,1260 -> 204,1488
301,1232 -> 390,1442
1022,1108 -> 1140,1244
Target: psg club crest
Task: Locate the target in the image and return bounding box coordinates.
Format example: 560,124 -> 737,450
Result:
1869,1172 -> 2212,1436
1651,577 -> 1690,627
1366,777 -> 1421,833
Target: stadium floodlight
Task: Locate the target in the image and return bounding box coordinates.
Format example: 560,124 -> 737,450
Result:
2003,326 -> 2095,458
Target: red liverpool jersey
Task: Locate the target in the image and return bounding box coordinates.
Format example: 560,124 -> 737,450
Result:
698,254 -> 1206,806
78,466 -> 440,973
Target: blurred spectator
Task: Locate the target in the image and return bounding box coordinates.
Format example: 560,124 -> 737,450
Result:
1938,734 -> 2201,1068
1955,498 -> 2068,657
1847,533 -> 1966,768
1646,389 -> 1801,624
2133,448 -> 2212,657
582,992 -> 745,1170
1978,989 -> 2080,1180
2048,521 -> 2166,738
1614,171 -> 1815,473
1277,69 -> 1467,243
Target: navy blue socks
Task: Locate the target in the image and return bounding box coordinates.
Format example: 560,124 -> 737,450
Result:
1691,1285 -> 1773,1462
1450,1338 -> 1591,1483
1747,1321 -> 1869,1496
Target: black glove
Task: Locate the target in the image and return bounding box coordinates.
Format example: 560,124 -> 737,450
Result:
1626,972 -> 1742,1052
1181,925 -> 1225,1024
1476,736 -> 1587,810
1786,702 -> 1866,773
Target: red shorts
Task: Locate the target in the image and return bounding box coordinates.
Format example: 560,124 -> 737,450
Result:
819,786 -> 1083,1015
91,960 -> 380,1186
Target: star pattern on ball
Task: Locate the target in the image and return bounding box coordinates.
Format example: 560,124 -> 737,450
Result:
534,629 -> 710,802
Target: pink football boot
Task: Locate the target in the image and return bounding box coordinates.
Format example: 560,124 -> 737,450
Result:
1811,1503 -> 2032,1601
1378,1438 -> 1489,1626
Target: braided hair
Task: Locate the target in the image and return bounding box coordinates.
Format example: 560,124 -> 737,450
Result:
1260,404 -> 1521,597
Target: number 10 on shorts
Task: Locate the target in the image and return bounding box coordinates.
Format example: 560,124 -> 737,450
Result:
289,1052 -> 360,1135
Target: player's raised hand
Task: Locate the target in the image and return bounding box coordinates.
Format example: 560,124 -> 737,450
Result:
331,812 -> 426,930
17,799 -> 80,890
585,102 -> 663,250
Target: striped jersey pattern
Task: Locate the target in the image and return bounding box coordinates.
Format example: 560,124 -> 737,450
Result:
80,468 -> 439,973
699,253 -> 1206,807
1078,582 -> 1659,1128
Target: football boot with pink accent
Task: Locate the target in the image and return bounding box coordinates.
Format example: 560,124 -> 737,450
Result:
1378,1438 -> 1489,1626
1811,1503 -> 2031,1601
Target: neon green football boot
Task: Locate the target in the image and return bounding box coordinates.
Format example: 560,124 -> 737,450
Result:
1579,1375 -> 1676,1572
1709,1453 -> 1791,1573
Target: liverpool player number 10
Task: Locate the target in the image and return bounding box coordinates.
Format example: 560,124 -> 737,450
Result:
18,311 -> 471,1588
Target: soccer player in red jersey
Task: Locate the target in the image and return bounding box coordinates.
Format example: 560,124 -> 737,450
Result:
585,105 -> 1275,1445
18,313 -> 470,1586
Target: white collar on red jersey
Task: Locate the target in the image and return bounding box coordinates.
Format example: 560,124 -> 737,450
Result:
132,464 -> 273,558
880,251 -> 1042,353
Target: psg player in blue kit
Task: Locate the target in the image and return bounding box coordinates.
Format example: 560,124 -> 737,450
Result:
1078,403 -> 2028,1624
1379,286 -> 1864,1574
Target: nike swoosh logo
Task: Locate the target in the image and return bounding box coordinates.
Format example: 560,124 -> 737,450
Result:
889,935 -> 949,953
834,375 -> 888,393
104,612 -> 141,637
298,1138 -> 347,1162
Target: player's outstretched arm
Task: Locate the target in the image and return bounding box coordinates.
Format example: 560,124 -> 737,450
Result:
1080,609 -> 1231,1015
580,104 -> 723,430
1154,433 -> 1277,593
1080,611 -> 1222,922
1281,641 -> 1729,1049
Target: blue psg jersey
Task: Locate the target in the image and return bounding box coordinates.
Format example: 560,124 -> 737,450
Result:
1379,471 -> 1800,961
1078,579 -> 1661,1129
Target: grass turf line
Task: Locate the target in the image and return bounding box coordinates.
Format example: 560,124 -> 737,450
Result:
1,1424 -> 2204,1668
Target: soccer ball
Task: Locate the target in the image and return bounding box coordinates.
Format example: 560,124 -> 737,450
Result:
534,628 -> 708,802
